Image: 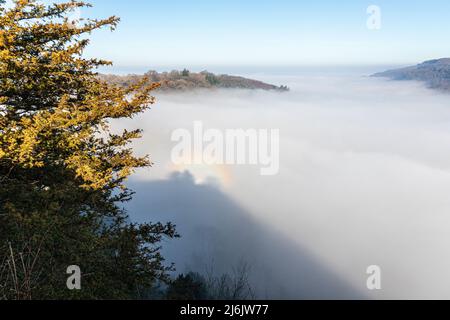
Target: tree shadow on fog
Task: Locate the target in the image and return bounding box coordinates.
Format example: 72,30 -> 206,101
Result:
125,171 -> 365,299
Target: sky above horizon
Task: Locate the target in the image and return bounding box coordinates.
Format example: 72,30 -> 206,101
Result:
29,0 -> 450,68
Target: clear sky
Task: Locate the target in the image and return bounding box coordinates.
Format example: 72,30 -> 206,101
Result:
47,0 -> 450,68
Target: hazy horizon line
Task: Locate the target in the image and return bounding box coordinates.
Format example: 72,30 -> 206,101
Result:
98,63 -> 418,76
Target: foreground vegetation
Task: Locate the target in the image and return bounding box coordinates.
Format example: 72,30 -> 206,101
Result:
0,0 -> 177,299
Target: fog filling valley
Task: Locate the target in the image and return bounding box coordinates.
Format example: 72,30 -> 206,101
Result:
114,71 -> 450,299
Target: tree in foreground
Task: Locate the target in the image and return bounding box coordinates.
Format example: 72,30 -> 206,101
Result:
165,263 -> 255,300
0,0 -> 177,299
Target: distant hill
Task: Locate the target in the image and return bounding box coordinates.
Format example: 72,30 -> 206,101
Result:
100,69 -> 289,92
372,58 -> 450,92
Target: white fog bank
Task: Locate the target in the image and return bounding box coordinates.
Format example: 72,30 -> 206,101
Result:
116,72 -> 450,299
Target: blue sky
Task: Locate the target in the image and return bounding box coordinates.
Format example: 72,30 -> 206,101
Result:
65,0 -> 450,68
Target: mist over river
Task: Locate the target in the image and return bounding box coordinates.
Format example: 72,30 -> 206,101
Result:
113,68 -> 450,299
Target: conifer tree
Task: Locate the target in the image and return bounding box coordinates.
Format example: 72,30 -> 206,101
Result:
0,0 -> 177,299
